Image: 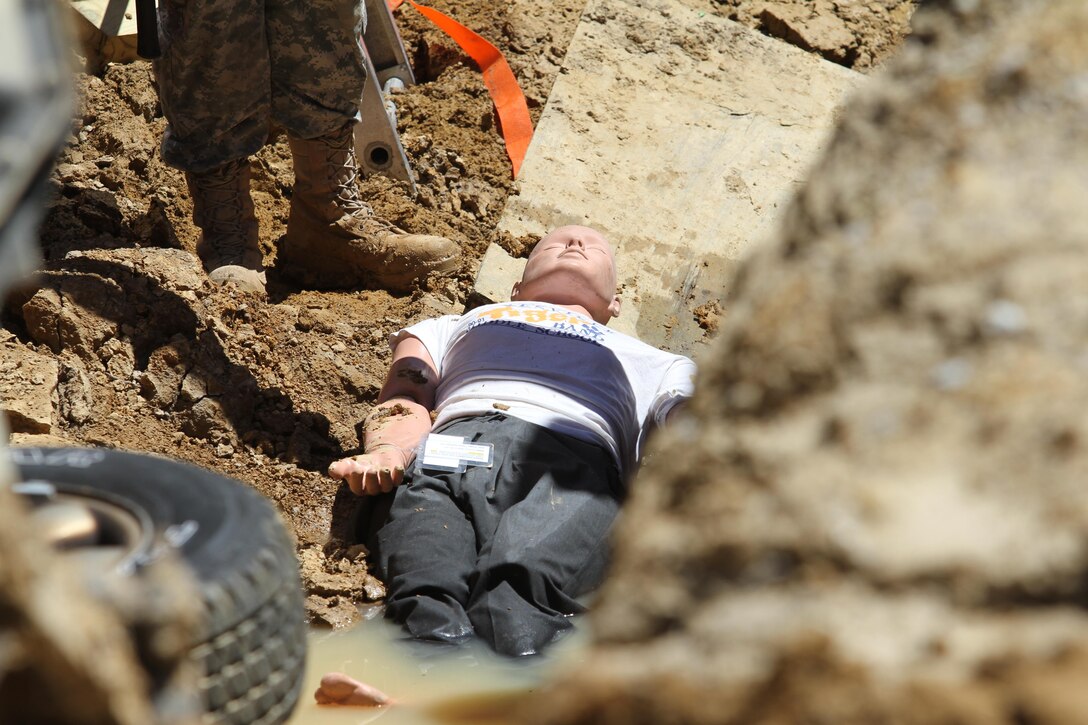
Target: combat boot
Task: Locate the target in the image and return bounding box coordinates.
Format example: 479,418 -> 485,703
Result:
281,122 -> 460,291
186,157 -> 267,294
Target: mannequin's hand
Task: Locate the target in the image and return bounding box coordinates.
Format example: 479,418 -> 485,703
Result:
328,446 -> 409,496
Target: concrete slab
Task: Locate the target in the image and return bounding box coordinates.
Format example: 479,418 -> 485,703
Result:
71,0 -> 137,36
466,242 -> 526,310
487,0 -> 862,356
71,0 -> 139,70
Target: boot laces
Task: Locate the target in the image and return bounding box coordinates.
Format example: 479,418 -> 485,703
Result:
330,145 -> 368,215
195,158 -> 252,254
321,126 -> 401,232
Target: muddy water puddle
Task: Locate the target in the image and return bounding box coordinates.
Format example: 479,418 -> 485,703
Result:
287,606 -> 587,725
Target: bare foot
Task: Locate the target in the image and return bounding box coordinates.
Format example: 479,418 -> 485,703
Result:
315,672 -> 394,707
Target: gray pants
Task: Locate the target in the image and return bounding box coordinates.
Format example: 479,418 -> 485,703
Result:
153,0 -> 367,172
377,413 -> 625,657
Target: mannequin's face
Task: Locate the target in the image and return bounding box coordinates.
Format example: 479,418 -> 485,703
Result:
511,225 -> 620,323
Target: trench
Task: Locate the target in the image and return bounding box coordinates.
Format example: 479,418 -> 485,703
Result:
287,605 -> 588,724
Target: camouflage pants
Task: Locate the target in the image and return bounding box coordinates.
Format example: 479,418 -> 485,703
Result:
153,0 -> 367,173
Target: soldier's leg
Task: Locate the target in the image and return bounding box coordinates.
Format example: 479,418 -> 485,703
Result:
153,0 -> 270,292
154,0 -> 271,172
265,0 -> 365,139
266,0 -> 460,291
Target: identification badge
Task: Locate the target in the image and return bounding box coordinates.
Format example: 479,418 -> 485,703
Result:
418,433 -> 494,472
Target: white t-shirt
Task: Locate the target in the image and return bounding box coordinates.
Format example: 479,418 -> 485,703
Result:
392,301 -> 696,479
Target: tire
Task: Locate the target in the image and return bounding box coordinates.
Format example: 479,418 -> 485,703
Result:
9,447 -> 307,725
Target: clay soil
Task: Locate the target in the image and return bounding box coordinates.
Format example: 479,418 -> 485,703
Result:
3,0 -> 913,625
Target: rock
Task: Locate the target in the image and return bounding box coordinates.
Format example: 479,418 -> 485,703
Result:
63,248 -> 206,295
0,343 -> 58,434
141,339 -> 187,409
297,544 -> 386,628
8,432 -> 74,447
181,398 -> 229,440
760,6 -> 857,64
57,354 -> 94,425
414,291 -> 460,319
23,279 -> 120,358
305,595 -> 360,629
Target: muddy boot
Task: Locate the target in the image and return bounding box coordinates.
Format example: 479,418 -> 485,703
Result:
281,123 -> 460,291
186,158 -> 267,294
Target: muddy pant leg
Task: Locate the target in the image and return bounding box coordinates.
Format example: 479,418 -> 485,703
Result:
265,0 -> 366,138
377,470 -> 477,644
154,0 -> 272,172
463,423 -> 622,657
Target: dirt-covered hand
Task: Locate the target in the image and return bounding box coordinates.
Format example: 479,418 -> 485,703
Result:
328,447 -> 408,496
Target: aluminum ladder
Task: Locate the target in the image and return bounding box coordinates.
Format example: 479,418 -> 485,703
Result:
356,0 -> 418,195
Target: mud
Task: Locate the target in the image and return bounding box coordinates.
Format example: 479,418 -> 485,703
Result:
4,0 -> 909,630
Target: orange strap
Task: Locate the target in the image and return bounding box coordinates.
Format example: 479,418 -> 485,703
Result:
387,0 -> 532,178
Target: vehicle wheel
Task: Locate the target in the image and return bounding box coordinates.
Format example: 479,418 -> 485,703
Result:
9,447 -> 307,725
